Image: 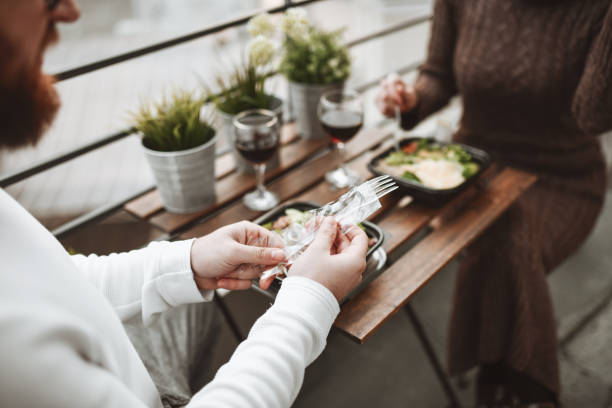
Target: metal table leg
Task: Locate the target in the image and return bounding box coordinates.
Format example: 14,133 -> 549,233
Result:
404,303 -> 461,408
213,291 -> 245,343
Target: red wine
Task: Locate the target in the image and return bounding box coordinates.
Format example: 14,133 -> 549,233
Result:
320,111 -> 363,144
236,143 -> 278,164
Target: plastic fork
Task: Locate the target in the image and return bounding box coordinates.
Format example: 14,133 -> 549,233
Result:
366,175 -> 398,200
259,177 -> 398,281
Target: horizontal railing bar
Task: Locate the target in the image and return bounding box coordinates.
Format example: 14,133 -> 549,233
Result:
52,185 -> 155,239
346,11 -> 432,48
54,0 -> 323,82
1,132 -> 234,190
3,14 -> 431,189
0,129 -> 134,188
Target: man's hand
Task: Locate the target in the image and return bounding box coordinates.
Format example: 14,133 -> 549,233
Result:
190,221 -> 287,291
375,73 -> 419,118
261,217 -> 368,302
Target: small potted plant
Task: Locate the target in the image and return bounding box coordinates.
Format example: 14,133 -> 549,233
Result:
133,90 -> 217,214
278,8 -> 351,140
212,17 -> 282,173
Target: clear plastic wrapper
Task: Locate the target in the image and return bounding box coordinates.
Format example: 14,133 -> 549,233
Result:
261,178 -> 393,280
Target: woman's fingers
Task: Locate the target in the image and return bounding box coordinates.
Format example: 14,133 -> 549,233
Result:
377,80 -> 403,117
377,74 -> 417,116
399,85 -> 418,111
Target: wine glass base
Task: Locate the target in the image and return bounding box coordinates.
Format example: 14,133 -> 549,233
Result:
243,189 -> 279,212
325,167 -> 361,189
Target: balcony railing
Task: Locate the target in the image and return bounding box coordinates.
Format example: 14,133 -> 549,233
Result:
0,0 -> 432,239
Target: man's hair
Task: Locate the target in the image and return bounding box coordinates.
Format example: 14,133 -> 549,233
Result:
0,23 -> 60,150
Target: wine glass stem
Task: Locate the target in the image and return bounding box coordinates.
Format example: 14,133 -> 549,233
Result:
337,142 -> 349,174
255,163 -> 267,196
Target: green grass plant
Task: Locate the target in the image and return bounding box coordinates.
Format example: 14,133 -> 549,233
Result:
212,64 -> 274,115
133,90 -> 216,152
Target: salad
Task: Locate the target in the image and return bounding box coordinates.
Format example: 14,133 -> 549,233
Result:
376,139 -> 480,190
262,208 -> 378,248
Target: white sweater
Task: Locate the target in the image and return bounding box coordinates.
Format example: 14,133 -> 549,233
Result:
0,188 -> 340,408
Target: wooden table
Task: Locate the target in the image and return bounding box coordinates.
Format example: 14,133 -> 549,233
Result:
125,124 -> 537,407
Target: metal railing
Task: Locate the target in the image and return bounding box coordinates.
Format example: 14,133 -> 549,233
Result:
1,1 -> 432,238
54,0 -> 324,81
0,129 -> 133,188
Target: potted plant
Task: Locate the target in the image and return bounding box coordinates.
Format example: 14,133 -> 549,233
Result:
278,8 -> 351,140
212,18 -> 283,173
133,90 -> 217,214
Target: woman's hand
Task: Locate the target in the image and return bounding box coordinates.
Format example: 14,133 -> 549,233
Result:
190,221 -> 287,291
375,73 -> 419,118
261,217 -> 368,302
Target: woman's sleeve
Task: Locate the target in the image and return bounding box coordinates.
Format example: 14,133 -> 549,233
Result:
187,277 -> 340,408
401,0 -> 459,130
71,239 -> 213,326
572,4 -> 612,135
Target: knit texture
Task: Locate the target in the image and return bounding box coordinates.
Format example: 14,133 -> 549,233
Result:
405,0 -> 612,395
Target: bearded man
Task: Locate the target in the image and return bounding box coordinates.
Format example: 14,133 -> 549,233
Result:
0,1 -> 368,407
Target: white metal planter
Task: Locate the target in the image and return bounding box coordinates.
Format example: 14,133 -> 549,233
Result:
288,81 -> 344,140
142,135 -> 217,214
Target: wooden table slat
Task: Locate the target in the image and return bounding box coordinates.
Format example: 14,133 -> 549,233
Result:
334,167 -> 537,343
124,190 -> 164,219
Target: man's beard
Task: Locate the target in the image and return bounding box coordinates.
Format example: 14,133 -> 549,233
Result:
0,24 -> 60,150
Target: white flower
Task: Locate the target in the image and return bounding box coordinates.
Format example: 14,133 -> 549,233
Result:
282,7 -> 309,40
247,13 -> 276,38
247,35 -> 277,67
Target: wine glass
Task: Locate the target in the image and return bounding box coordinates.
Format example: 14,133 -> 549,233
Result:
318,89 -> 364,189
233,109 -> 280,211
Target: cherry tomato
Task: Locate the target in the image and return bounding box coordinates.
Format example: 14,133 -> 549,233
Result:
402,142 -> 418,154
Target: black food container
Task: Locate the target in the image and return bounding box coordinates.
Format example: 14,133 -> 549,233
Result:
252,201 -> 385,299
367,137 -> 491,206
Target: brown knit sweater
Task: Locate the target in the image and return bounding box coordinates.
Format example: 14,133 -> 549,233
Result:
403,0 -> 612,396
